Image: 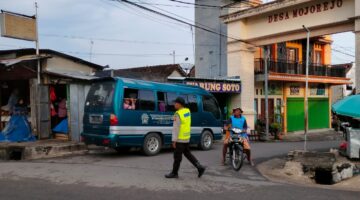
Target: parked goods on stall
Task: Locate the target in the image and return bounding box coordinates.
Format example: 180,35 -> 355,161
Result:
81,77 -> 222,156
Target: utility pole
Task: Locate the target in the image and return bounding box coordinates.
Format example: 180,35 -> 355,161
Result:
264,46 -> 269,141
35,2 -> 40,84
90,40 -> 94,62
303,25 -> 310,152
171,50 -> 175,64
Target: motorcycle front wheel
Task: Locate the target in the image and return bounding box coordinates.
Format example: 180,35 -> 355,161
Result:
230,144 -> 245,171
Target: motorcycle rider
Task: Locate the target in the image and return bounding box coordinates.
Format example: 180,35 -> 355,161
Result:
222,107 -> 254,166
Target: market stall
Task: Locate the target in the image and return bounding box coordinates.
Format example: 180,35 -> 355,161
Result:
332,94 -> 360,159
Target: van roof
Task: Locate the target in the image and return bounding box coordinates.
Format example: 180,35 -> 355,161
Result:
98,77 -> 212,96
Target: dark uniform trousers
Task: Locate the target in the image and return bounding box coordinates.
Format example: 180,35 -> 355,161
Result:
172,142 -> 199,174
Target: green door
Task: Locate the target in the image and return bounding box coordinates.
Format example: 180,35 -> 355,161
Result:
287,98 -> 304,132
309,98 -> 329,130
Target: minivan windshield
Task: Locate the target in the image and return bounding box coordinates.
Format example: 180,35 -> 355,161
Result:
85,81 -> 115,111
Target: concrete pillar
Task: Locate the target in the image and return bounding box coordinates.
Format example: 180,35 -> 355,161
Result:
355,1 -> 360,94
228,42 -> 257,129
355,34 -> 360,94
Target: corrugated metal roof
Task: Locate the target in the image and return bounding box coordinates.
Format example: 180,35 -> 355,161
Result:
0,48 -> 105,70
0,55 -> 50,66
44,68 -> 98,81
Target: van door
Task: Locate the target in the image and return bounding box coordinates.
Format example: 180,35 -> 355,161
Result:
83,81 -> 115,136
119,88 -> 157,145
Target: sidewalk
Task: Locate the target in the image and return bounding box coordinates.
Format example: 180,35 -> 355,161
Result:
0,139 -> 87,161
280,129 -> 344,142
257,152 -> 360,192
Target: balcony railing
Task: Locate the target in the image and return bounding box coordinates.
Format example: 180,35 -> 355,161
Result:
254,59 -> 348,78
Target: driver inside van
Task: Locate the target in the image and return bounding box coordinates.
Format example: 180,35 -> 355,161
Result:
123,98 -> 136,110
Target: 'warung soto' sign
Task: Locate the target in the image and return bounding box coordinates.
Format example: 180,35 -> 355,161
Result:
186,82 -> 241,93
268,0 -> 343,24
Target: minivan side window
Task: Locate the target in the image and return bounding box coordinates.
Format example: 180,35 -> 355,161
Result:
166,92 -> 178,112
187,94 -> 198,112
138,90 -> 155,111
123,88 -> 138,110
123,88 -> 155,111
157,92 -> 167,112
202,96 -> 221,119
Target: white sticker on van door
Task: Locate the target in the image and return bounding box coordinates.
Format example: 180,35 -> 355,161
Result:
141,113 -> 150,124
150,114 -> 173,125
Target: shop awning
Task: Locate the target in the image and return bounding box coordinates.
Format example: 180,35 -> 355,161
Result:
44,68 -> 98,81
0,55 -> 50,67
332,94 -> 360,119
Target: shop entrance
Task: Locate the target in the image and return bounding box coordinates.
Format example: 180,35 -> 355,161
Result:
260,98 -> 275,124
49,84 -> 69,139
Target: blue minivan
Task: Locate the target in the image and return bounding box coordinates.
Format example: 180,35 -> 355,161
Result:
81,77 -> 222,156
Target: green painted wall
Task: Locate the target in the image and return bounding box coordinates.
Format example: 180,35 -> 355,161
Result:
287,98 -> 304,132
308,98 -> 329,130
287,98 -> 330,132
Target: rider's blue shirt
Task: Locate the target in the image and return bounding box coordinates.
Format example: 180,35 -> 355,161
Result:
230,115 -> 246,129
228,115 -> 248,138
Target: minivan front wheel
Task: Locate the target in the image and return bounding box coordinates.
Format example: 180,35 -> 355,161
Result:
199,130 -> 213,150
143,133 -> 162,156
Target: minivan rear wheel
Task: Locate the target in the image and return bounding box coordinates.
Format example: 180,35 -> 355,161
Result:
143,133 -> 162,156
199,130 -> 213,150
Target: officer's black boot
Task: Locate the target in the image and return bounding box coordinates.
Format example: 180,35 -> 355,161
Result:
165,172 -> 179,179
196,162 -> 206,178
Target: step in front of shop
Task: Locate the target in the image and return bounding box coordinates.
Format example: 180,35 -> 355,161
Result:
0,141 -> 88,161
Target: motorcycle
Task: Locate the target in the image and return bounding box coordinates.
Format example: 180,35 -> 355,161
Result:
228,128 -> 246,171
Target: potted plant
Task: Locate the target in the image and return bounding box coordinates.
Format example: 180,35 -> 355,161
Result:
255,119 -> 266,141
270,122 -> 282,140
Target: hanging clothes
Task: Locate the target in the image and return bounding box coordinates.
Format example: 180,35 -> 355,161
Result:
58,99 -> 67,119
0,104 -> 36,142
50,103 -> 57,117
50,86 -> 57,102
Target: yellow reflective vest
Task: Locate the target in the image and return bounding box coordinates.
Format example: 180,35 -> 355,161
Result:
175,108 -> 191,140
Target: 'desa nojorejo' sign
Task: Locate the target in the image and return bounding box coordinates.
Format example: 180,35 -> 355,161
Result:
268,0 -> 343,24
186,81 -> 241,93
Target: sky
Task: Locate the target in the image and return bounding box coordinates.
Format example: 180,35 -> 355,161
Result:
0,0 -> 356,69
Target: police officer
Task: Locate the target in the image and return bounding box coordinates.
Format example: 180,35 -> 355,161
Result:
165,97 -> 206,179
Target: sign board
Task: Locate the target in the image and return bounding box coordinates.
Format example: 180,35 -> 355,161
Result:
223,0 -> 354,45
290,85 -> 301,96
0,12 -> 37,41
286,83 -> 305,97
186,81 -> 241,93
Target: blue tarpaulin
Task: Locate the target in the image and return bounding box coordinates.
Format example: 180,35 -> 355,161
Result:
0,108 -> 36,142
52,118 -> 68,134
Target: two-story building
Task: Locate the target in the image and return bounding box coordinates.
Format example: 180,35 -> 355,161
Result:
218,0 -> 355,133
254,36 -> 352,132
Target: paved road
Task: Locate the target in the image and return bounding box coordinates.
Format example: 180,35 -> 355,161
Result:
0,141 -> 359,200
